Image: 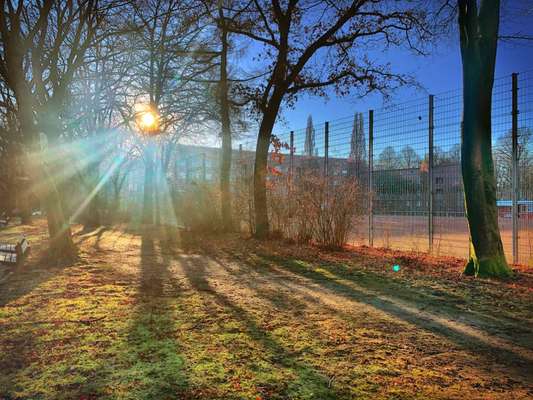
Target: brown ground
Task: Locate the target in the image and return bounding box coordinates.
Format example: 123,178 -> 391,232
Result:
349,215 -> 533,266
0,219 -> 532,399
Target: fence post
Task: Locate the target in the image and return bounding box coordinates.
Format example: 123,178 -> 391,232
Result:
324,122 -> 329,178
368,110 -> 374,247
428,94 -> 434,253
512,73 -> 519,264
289,131 -> 294,184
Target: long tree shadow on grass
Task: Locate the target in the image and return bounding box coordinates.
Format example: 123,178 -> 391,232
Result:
98,227 -> 188,398
176,250 -> 347,399
191,240 -> 533,380
235,251 -> 533,382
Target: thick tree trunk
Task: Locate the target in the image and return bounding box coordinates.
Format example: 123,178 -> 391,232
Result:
12,84 -> 34,225
14,145 -> 32,224
19,194 -> 32,224
143,144 -> 155,225
41,121 -> 77,261
253,104 -> 281,238
459,0 -> 512,277
462,75 -> 511,277
4,29 -> 75,260
44,170 -> 77,261
219,15 -> 233,232
220,128 -> 232,230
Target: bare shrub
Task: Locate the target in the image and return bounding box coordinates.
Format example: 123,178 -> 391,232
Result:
232,168 -> 254,234
267,172 -> 364,248
174,182 -> 222,233
267,175 -> 292,238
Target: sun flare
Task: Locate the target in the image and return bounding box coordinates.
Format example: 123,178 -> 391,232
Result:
135,104 -> 159,133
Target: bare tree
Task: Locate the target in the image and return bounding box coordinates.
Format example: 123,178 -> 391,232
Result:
119,0 -> 214,225
495,127 -> 532,192
0,0 -> 109,259
227,0 -> 434,238
377,146 -> 400,170
400,145 -> 421,169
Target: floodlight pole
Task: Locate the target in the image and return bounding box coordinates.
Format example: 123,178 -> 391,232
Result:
428,95 -> 434,253
368,110 -> 374,247
512,73 -> 519,264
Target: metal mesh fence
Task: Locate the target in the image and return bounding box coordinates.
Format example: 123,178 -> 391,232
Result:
371,99 -> 430,252
175,71 -> 532,266
518,70 -> 533,265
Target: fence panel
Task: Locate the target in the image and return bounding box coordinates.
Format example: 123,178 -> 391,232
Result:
432,88 -> 465,257
372,99 -> 429,253
228,70 -> 532,266
327,114 -> 370,246
518,71 -> 533,266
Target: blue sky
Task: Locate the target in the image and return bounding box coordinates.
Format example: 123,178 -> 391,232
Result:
273,2 -> 533,136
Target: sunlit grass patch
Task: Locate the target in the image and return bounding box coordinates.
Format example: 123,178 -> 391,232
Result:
0,222 -> 532,399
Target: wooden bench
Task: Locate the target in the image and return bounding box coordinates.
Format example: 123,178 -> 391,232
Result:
0,215 -> 9,227
0,238 -> 29,265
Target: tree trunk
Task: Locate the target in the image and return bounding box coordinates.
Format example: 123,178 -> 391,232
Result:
44,169 -> 77,261
4,29 -> 75,259
14,144 -> 32,224
84,193 -> 101,229
143,143 -> 155,225
459,0 -> 512,277
462,76 -> 511,277
12,83 -> 34,225
253,104 -> 281,238
154,163 -> 161,226
113,193 -> 121,223
41,121 -> 77,261
218,11 -> 233,232
83,164 -> 101,229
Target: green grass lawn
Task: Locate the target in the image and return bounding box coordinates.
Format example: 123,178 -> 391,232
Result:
0,220 -> 532,399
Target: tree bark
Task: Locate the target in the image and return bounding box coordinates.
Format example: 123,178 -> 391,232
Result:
43,169 -> 77,261
11,83 -> 76,259
253,100 -> 282,238
15,143 -> 32,224
218,8 -> 233,232
11,79 -> 35,225
41,117 -> 77,261
459,0 -> 512,277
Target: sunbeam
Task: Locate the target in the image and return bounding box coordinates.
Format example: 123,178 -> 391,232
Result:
68,154 -> 126,224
